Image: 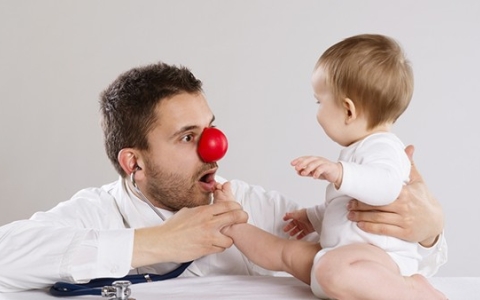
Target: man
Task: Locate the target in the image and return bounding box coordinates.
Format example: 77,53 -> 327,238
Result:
0,62 -> 446,292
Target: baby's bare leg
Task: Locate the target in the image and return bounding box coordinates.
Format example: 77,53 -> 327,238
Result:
313,243 -> 446,300
224,223 -> 320,284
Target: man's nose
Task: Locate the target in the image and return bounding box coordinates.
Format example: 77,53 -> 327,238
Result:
197,127 -> 228,163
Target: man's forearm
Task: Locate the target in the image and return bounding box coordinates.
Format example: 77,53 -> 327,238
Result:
0,222 -> 133,291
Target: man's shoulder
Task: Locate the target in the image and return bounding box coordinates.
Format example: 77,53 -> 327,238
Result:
215,176 -> 266,198
49,178 -> 123,215
70,179 -> 120,201
29,178 -> 125,226
216,175 -> 299,210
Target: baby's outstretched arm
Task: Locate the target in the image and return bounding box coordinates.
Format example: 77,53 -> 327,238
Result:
291,156 -> 343,188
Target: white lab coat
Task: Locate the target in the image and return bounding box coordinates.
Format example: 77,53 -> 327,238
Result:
0,176 -> 447,292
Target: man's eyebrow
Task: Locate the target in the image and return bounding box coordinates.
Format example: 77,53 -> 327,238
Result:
171,116 -> 216,139
171,125 -> 198,139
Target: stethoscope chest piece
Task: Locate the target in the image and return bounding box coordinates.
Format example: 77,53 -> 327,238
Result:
101,280 -> 135,300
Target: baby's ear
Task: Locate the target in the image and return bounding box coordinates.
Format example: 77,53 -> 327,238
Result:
343,97 -> 357,124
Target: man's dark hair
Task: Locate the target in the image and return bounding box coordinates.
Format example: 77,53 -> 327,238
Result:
100,62 -> 203,177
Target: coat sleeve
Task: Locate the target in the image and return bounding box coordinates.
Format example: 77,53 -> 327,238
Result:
0,188 -> 134,292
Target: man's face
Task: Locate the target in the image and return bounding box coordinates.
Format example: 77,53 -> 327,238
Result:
140,92 -> 218,211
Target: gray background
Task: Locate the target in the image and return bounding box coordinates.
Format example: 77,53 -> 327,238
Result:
1,1 -> 478,276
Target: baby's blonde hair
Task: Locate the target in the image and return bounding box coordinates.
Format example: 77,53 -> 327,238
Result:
317,34 -> 414,129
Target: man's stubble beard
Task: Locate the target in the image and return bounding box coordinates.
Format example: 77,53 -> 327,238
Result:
144,158 -> 216,211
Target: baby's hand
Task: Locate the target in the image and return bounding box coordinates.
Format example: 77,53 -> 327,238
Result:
213,182 -> 235,203
291,156 -> 343,188
283,209 -> 315,239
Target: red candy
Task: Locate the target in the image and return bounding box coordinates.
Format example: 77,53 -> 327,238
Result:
198,127 -> 228,163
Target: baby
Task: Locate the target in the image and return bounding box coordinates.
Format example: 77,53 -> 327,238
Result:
216,34 -> 446,299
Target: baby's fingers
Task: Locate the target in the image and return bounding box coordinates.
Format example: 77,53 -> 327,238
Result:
283,220 -> 296,232
299,160 -> 325,177
283,222 -> 303,237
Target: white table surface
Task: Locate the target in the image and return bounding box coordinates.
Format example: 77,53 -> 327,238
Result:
0,276 -> 478,300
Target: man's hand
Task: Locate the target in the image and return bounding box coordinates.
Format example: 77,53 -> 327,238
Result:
132,200 -> 248,268
347,145 -> 444,247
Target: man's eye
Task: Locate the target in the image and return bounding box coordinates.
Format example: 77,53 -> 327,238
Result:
181,134 -> 194,142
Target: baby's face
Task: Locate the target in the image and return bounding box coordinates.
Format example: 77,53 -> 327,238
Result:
311,67 -> 347,145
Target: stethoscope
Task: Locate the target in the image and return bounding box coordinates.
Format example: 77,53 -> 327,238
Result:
49,127 -> 228,299
130,169 -> 168,221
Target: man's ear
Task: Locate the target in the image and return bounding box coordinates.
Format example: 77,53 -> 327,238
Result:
118,148 -> 143,175
343,98 -> 357,124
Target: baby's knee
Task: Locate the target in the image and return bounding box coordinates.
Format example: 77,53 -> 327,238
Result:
313,251 -> 344,296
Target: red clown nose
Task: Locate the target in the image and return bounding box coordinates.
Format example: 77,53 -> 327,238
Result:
198,127 -> 228,163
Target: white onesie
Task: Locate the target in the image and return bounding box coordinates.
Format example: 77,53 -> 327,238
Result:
308,132 -> 421,298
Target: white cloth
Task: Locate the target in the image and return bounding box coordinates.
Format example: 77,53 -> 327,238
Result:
0,171 -> 446,292
0,276 -> 477,300
308,133 -> 448,298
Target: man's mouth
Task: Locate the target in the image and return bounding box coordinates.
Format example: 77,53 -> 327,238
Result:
198,168 -> 217,192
